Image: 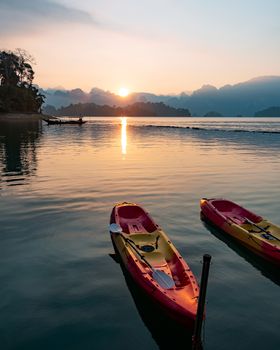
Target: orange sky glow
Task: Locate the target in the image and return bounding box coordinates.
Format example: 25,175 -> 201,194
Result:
1,0 -> 280,94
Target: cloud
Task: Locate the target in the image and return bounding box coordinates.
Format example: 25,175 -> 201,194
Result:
0,0 -> 97,36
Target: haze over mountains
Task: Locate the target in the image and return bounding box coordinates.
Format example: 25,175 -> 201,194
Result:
42,76 -> 280,116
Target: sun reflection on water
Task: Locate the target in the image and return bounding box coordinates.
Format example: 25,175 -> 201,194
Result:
121,117 -> 127,156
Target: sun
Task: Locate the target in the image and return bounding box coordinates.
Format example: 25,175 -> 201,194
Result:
118,87 -> 129,97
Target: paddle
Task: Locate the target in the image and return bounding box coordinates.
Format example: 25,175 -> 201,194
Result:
243,217 -> 280,242
226,215 -> 280,242
109,223 -> 175,289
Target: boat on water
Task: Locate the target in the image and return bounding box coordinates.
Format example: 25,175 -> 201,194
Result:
43,118 -> 86,125
109,202 -> 199,328
200,198 -> 280,265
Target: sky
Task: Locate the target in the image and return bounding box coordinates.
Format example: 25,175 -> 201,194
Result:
1,0 -> 280,94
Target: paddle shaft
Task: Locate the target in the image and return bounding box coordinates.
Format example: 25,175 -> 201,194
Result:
118,232 -> 175,289
120,233 -> 153,269
227,216 -> 280,242
109,224 -> 175,289
243,217 -> 280,242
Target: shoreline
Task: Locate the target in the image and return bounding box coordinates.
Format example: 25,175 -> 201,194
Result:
0,113 -> 54,121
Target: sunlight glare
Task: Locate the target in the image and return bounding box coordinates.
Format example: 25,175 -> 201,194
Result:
121,117 -> 127,156
118,87 -> 129,97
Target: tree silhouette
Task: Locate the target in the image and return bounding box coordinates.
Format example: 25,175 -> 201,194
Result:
0,49 -> 44,113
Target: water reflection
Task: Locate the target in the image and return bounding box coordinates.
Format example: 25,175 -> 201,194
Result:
201,214 -> 280,287
0,120 -> 42,188
120,265 -> 193,350
135,124 -> 280,155
1,116 -> 279,349
121,117 -> 127,156
109,249 -> 194,350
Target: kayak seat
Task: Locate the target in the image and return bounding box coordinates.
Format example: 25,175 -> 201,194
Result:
117,205 -> 157,233
128,233 -> 160,250
143,251 -> 168,268
128,234 -> 167,267
215,202 -> 263,224
128,222 -> 146,234
119,217 -> 157,234
221,211 -> 246,225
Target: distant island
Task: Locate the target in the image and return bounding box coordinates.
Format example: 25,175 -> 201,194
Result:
254,106 -> 280,117
43,101 -> 191,117
203,111 -> 223,117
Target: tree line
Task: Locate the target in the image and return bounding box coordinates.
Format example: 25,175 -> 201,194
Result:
0,49 -> 45,113
44,101 -> 191,117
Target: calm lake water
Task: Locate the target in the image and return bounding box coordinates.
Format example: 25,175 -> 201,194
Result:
0,117 -> 280,350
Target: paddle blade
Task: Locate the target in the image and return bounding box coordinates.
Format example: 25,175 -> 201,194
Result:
152,269 -> 175,289
109,223 -> 122,234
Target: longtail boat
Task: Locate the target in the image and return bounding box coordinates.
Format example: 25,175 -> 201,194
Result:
43,118 -> 86,125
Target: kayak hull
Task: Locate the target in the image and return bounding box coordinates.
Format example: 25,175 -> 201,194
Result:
200,198 -> 280,265
110,202 -> 199,329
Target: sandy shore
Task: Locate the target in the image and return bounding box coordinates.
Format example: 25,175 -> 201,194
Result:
0,113 -> 55,121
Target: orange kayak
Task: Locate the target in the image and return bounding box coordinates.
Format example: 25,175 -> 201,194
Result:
200,198 -> 280,265
109,202 -> 199,329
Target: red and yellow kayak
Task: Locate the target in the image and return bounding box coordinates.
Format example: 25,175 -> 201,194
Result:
110,202 -> 199,329
200,198 -> 280,265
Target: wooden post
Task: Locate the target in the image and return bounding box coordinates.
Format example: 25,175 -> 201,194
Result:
192,254 -> 212,350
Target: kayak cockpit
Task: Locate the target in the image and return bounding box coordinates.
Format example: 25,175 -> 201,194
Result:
116,203 -> 158,234
128,234 -> 168,267
210,199 -> 262,224
125,231 -> 193,288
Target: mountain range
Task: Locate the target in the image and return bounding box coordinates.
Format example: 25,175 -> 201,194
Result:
41,76 -> 280,117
